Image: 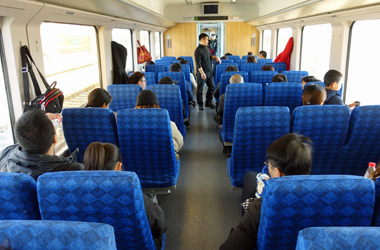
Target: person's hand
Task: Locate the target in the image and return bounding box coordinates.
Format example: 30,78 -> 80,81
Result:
348,102 -> 359,108
201,72 -> 206,80
215,56 -> 221,64
45,113 -> 57,120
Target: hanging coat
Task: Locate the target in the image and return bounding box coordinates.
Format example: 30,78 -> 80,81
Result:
111,41 -> 129,84
274,37 -> 293,70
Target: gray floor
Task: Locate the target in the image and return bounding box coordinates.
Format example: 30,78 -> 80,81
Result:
159,106 -> 242,250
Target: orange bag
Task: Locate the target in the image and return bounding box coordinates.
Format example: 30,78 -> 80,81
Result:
137,40 -> 152,64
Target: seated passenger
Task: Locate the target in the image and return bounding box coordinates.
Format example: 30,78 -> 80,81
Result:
271,73 -> 288,83
258,50 -> 267,59
214,65 -> 239,99
0,110 -> 84,180
323,69 -> 357,108
247,51 -> 253,56
86,88 -> 112,108
135,90 -> 183,159
169,63 -> 195,106
220,56 -> 228,60
83,142 -> 167,250
302,84 -> 326,105
301,75 -> 320,89
214,74 -> 244,125
220,133 -> 312,250
246,55 -> 257,63
128,71 -> 147,90
261,65 -> 274,71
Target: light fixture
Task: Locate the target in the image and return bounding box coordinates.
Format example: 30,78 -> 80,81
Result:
231,0 -> 237,3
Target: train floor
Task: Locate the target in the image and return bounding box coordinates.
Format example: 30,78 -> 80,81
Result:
158,105 -> 242,250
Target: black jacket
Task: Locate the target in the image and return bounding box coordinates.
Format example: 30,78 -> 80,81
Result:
194,44 -> 212,73
111,41 -> 129,84
0,144 -> 84,180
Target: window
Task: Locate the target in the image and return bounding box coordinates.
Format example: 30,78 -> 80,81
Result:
277,27 -> 292,56
346,20 -> 380,105
262,30 -> 272,59
140,30 -> 151,55
154,32 -> 161,60
112,28 -> 134,72
40,23 -> 100,151
0,33 -> 14,151
300,24 -> 332,80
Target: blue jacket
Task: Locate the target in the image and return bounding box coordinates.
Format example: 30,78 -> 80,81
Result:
324,89 -> 344,105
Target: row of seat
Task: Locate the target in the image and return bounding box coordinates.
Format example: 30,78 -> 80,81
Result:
0,171 -> 163,250
226,105 -> 380,187
62,108 -> 180,188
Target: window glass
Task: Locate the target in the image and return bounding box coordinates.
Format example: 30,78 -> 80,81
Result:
140,30 -> 151,55
40,23 -> 100,151
112,28 -> 134,72
277,27 -> 292,56
154,32 -> 161,60
300,24 -> 332,80
346,20 -> 380,105
262,30 -> 272,59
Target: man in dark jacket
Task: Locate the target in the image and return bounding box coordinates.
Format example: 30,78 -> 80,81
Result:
0,110 -> 83,180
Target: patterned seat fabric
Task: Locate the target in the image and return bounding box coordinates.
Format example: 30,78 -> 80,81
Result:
219,71 -> 249,96
155,60 -> 172,67
0,220 -> 116,250
296,227 -> 380,250
264,82 -> 303,112
240,63 -> 265,75
220,59 -> 233,64
343,105 -> 380,175
268,62 -> 287,72
144,72 -> 157,85
226,55 -> 240,62
291,105 -> 350,174
146,85 -> 186,138
179,64 -> 192,91
250,71 -> 278,84
227,106 -> 289,187
215,63 -> 238,85
107,84 -> 142,111
161,56 -> 176,61
37,171 -> 157,250
158,71 -> 189,119
0,173 -> 40,220
179,56 -> 194,73
62,108 -> 119,163
145,65 -> 169,82
372,179 -> 380,226
117,109 -> 180,188
282,70 -> 309,82
257,58 -> 273,64
258,175 -> 375,250
221,84 -> 263,144
241,55 -> 258,61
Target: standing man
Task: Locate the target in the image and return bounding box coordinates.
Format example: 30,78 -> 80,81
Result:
209,34 -> 218,55
194,33 -> 221,110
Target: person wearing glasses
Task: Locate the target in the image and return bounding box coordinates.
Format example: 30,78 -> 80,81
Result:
220,133 -> 313,250
129,71 -> 147,90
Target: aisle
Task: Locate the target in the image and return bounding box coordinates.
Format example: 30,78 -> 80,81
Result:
159,107 -> 242,250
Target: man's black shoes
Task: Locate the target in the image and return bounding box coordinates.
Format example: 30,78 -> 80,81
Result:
199,105 -> 204,110
205,102 -> 216,109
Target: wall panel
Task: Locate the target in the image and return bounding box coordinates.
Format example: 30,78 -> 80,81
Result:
163,23 -> 197,58
225,22 -> 260,57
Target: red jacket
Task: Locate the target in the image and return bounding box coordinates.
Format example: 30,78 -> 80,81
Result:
274,37 -> 293,70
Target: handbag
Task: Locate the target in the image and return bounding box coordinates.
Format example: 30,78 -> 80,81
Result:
137,40 -> 152,64
21,45 -> 64,113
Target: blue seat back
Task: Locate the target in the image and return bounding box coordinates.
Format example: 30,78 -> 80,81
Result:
372,178 -> 380,226
242,55 -> 258,61
291,105 -> 350,174
117,109 -> 179,188
268,62 -> 287,72
37,171 -> 156,250
282,70 -> 309,82
161,56 -> 176,61
144,72 -> 157,85
344,105 -> 380,175
0,172 -> 40,220
257,58 -> 273,64
107,84 -> 142,111
219,71 -> 249,96
215,63 -> 238,84
220,59 -> 233,63
227,107 -> 289,187
158,71 -> 189,118
221,83 -> 263,143
250,71 -> 278,83
180,63 -> 191,89
62,108 -> 119,163
240,63 -> 264,74
145,64 -> 169,75
264,82 -> 303,112
0,220 -> 116,250
296,227 -> 380,250
226,55 -> 240,62
179,56 -> 194,73
146,85 -> 185,138
258,175 -> 375,250
155,60 -> 172,66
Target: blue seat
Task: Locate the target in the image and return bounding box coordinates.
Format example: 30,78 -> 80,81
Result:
257,58 -> 273,64
372,178 -> 380,226
62,108 -> 119,163
257,175 -> 375,250
37,171 -> 159,250
179,63 -> 192,91
220,59 -> 233,63
0,220 -> 116,250
343,105 -> 380,175
145,65 -> 169,81
219,71 -> 249,96
146,84 -> 186,139
155,60 -> 172,67
144,71 -> 157,85
179,56 -> 194,73
226,55 -> 240,62
282,70 -> 309,82
296,227 -> 380,250
107,84 -> 142,111
264,82 -> 303,112
239,63 -> 264,74
0,172 -> 40,220
250,71 -> 278,84
227,106 -> 289,187
158,71 -> 189,119
291,105 -> 350,174
221,83 -> 263,144
161,56 -> 176,61
269,62 -> 287,72
117,109 -> 180,188
215,63 -> 238,85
